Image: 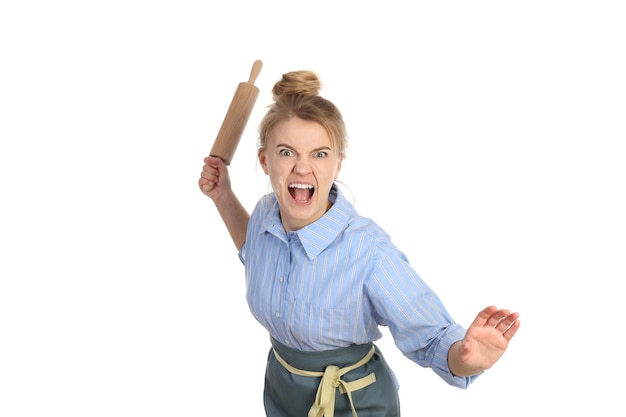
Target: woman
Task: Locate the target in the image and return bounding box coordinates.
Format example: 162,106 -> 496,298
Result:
198,69 -> 520,417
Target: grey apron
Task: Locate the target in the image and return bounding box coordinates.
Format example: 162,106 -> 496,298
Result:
264,337 -> 401,417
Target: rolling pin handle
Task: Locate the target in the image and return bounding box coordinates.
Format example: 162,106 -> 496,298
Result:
248,60 -> 263,85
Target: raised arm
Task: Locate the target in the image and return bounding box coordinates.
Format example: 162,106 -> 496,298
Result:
198,156 -> 249,251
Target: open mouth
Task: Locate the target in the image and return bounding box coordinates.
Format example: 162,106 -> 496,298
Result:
288,183 -> 314,203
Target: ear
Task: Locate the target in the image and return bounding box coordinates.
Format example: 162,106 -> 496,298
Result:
335,158 -> 343,179
258,149 -> 269,175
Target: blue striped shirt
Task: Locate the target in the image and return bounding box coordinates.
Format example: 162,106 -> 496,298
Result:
239,185 -> 478,388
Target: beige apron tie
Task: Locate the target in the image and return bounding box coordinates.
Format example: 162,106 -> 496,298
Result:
273,346 -> 377,417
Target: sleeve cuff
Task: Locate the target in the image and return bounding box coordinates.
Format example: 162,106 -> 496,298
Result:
432,324 -> 482,389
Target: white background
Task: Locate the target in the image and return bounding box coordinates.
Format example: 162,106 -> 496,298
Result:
1,1 -> 624,416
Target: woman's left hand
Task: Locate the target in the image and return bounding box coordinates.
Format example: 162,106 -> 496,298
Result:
449,306 -> 521,376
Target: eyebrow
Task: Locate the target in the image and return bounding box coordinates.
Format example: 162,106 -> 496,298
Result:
275,143 -> 333,152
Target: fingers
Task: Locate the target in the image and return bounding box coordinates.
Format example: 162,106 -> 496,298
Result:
487,309 -> 511,327
469,305 -> 498,328
471,306 -> 520,335
502,317 -> 521,340
486,308 -> 520,341
199,156 -> 221,190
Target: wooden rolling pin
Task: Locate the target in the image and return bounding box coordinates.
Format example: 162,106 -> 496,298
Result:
203,59 -> 262,192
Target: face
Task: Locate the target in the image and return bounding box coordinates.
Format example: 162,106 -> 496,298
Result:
259,117 -> 343,231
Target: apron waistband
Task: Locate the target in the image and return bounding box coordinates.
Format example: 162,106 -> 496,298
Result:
272,345 -> 377,417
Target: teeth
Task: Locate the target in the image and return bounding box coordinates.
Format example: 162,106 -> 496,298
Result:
289,184 -> 314,189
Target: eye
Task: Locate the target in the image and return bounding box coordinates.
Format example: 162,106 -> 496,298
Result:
313,151 -> 328,158
279,149 -> 294,157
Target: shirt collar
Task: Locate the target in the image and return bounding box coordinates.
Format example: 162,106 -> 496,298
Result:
261,185 -> 353,259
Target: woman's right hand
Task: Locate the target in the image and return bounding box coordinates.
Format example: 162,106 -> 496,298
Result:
198,156 -> 231,200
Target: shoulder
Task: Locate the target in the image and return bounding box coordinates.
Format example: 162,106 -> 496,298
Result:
338,198 -> 404,259
247,193 -> 280,233
250,193 -> 277,219
346,215 -> 405,258
344,204 -> 414,271
334,190 -> 389,239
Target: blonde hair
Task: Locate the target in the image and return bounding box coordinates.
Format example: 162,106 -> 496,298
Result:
258,70 -> 348,159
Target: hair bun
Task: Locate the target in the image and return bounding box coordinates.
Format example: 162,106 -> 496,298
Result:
272,70 -> 322,100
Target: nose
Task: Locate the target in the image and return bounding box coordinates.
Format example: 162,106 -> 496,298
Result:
294,158 -> 311,175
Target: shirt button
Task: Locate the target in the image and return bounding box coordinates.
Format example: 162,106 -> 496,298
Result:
275,312 -> 280,318
278,276 -> 284,283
